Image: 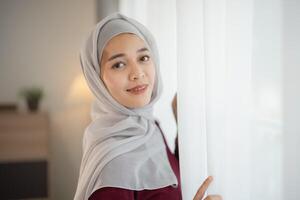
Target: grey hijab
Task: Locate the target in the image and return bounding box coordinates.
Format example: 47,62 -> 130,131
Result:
73,13 -> 178,200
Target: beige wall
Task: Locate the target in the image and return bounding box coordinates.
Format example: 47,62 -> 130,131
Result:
0,0 -> 100,199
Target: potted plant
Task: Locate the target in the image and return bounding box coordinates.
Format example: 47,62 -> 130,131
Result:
19,87 -> 44,112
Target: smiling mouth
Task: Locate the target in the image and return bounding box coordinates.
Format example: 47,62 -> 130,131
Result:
126,84 -> 148,95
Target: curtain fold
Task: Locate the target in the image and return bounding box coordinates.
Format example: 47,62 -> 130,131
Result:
176,1 -> 208,200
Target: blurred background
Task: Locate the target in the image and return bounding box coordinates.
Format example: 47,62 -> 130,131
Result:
0,0 -> 177,199
0,1 -> 116,199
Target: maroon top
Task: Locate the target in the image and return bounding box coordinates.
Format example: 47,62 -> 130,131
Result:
89,122 -> 182,200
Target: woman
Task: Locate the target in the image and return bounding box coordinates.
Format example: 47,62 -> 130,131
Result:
74,13 -> 221,200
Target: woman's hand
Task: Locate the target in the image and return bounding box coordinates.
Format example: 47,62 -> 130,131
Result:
172,93 -> 177,123
193,176 -> 222,200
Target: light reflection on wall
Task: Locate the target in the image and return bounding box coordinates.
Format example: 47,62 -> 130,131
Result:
65,74 -> 93,107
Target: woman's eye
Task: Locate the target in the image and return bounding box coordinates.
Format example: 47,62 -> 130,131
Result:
140,55 -> 150,62
112,62 -> 125,69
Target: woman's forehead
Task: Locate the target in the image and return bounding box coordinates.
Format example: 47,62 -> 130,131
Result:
105,33 -> 146,50
101,33 -> 149,60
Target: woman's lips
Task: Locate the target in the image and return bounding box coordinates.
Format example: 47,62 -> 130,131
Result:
127,84 -> 148,95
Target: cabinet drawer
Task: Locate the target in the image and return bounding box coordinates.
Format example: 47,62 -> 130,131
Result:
0,112 -> 48,162
0,160 -> 48,199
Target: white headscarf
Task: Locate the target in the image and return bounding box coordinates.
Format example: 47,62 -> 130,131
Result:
74,13 -> 178,200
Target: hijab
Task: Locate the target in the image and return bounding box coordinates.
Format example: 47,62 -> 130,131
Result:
73,13 -> 178,200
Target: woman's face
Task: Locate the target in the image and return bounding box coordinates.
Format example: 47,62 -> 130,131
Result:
100,33 -> 156,109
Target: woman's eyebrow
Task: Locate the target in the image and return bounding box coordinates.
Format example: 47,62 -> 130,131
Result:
108,53 -> 125,61
137,47 -> 149,53
107,47 -> 149,62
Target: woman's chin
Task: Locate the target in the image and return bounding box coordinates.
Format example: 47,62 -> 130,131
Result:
124,98 -> 151,109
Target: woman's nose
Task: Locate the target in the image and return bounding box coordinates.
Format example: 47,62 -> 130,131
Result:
129,64 -> 145,81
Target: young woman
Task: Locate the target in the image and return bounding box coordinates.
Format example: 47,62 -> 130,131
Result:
74,13 -> 221,200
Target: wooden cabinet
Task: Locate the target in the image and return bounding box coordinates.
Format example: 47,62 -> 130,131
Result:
0,112 -> 49,199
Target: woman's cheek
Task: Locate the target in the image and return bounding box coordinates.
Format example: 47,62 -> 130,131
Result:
108,73 -> 127,90
149,65 -> 156,87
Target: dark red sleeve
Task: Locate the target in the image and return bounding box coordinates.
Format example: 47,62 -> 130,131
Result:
174,134 -> 179,160
89,187 -> 135,200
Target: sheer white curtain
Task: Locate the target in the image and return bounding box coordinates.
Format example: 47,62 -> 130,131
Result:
118,0 -> 300,200
178,0 -> 283,199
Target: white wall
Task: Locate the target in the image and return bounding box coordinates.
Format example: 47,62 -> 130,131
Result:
0,1 -> 97,199
282,0 -> 300,199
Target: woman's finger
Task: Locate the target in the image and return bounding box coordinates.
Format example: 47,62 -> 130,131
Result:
193,176 -> 213,200
204,194 -> 222,200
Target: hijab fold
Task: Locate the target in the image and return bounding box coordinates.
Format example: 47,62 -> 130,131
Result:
74,13 -> 178,200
